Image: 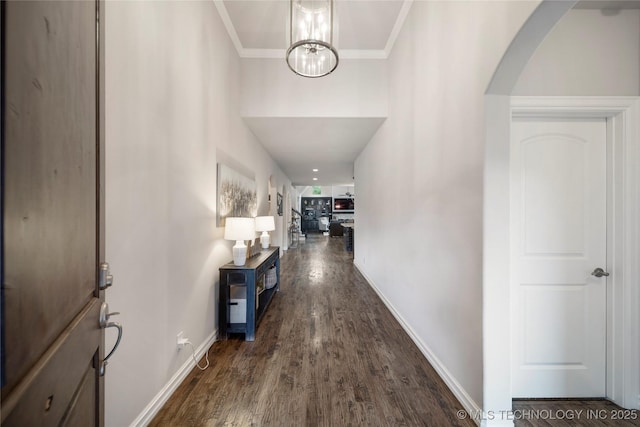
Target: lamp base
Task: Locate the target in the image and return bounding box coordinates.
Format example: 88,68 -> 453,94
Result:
232,241 -> 247,266
260,231 -> 270,249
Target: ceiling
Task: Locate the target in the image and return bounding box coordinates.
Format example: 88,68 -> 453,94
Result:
217,0 -> 411,57
216,0 -> 640,186
215,0 -> 411,186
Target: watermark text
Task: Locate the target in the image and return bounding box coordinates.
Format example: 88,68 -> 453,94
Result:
456,408 -> 638,422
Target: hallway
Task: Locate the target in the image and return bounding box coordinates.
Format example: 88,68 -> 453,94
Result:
150,235 -> 474,426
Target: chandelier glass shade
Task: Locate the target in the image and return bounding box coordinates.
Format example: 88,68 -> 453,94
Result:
286,0 -> 339,78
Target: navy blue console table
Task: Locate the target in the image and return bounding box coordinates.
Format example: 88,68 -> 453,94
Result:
219,246 -> 280,341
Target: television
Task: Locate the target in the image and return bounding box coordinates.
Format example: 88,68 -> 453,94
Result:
333,198 -> 354,212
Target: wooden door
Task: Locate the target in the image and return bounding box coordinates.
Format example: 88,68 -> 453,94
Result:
1,0 -> 106,425
511,118 -> 607,398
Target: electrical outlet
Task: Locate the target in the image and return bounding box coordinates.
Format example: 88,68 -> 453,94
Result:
176,331 -> 188,349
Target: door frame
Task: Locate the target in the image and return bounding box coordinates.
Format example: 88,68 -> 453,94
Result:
512,97 -> 639,408
484,96 -> 639,418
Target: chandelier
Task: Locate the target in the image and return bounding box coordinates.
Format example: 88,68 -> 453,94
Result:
286,0 -> 339,78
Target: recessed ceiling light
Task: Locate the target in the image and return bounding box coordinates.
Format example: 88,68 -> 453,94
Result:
313,177 -> 318,181
312,168 -> 319,172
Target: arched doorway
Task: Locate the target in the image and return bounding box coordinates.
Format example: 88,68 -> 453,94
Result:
483,0 -> 640,420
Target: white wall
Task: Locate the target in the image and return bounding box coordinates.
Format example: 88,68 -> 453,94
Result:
331,185 -> 355,199
354,0 -> 538,411
295,185 -> 354,198
241,59 -> 388,117
514,9 -> 640,95
104,1 -> 291,425
296,185 -> 333,197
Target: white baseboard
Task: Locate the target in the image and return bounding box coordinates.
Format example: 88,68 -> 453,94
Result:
353,262 -> 483,426
131,330 -> 218,427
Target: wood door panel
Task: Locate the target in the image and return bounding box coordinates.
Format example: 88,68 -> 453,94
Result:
3,0 -> 97,391
1,298 -> 101,426
2,0 -> 104,424
61,362 -> 97,427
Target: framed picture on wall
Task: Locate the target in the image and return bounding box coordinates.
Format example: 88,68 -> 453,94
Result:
277,192 -> 283,216
217,163 -> 257,227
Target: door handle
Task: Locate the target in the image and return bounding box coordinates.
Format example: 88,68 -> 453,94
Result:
591,267 -> 610,278
99,302 -> 123,376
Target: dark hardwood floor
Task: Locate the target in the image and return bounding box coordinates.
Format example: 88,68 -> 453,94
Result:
150,234 -> 474,426
150,234 -> 639,426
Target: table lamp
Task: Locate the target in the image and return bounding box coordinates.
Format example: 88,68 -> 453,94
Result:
224,217 -> 256,266
255,216 -> 275,249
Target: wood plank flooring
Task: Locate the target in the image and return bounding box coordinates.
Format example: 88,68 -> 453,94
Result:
150,235 -> 639,426
150,234 -> 474,426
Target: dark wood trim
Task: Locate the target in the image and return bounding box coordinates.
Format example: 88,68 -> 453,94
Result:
95,1 -> 105,425
1,0 -> 7,389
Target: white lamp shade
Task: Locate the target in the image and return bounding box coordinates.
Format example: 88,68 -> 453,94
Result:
255,216 -> 275,232
224,217 -> 256,241
255,216 -> 275,249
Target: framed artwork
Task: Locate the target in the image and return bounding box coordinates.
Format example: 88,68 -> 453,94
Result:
217,163 -> 257,227
277,192 -> 283,216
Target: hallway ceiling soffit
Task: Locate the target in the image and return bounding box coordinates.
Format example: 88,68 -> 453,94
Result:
243,117 -> 385,186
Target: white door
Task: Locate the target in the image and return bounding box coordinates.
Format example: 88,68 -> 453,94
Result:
511,118 -> 608,398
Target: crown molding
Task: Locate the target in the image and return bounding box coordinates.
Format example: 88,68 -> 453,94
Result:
384,0 -> 413,57
215,0 -> 413,61
213,0 -> 244,54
